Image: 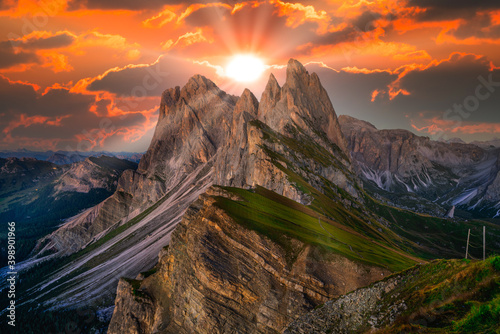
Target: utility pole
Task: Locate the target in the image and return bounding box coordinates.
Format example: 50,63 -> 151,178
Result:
483,226 -> 486,261
466,229 -> 470,259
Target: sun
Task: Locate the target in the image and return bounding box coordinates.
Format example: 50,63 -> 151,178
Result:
226,55 -> 266,82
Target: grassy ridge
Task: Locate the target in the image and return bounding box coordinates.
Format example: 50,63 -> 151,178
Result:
214,186 -> 418,272
375,256 -> 500,333
247,120 -> 500,265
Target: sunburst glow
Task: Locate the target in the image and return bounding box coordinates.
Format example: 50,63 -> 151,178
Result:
226,55 -> 266,82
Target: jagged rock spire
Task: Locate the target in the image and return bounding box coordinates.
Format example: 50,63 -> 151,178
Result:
258,58 -> 349,156
235,88 -> 259,117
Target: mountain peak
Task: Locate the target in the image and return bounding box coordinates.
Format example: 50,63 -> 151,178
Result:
287,58 -> 307,75
257,59 -> 349,156
258,73 -> 281,117
285,58 -> 311,89
182,74 -> 219,97
235,88 -> 259,116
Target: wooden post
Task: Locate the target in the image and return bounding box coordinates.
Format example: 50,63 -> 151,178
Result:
466,229 -> 470,259
483,226 -> 486,261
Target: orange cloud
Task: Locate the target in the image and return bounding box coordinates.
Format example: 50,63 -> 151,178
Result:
271,0 -> 330,33
161,28 -> 213,50
142,8 -> 177,28
412,117 -> 500,135
1,0 -> 65,18
371,89 -> 381,102
0,74 -> 41,91
177,3 -> 232,23
393,50 -> 432,61
74,106 -> 158,149
308,38 -> 416,61
3,114 -> 69,137
39,51 -> 73,72
73,31 -> 140,53
341,66 -> 391,74
436,32 -> 500,45
231,1 -> 263,14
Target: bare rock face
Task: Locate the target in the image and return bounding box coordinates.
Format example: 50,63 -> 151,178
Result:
107,188 -> 388,334
35,76 -> 238,256
284,276 -> 405,334
212,60 -> 357,203
108,279 -> 156,334
258,59 -> 348,157
339,115 -> 500,217
40,58 -> 355,258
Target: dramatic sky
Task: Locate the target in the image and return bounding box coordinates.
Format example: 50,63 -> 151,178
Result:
1,0 -> 499,152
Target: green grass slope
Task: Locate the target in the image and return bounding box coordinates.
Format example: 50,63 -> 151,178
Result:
215,186 -> 419,272
376,256 -> 500,334
244,120 -> 500,266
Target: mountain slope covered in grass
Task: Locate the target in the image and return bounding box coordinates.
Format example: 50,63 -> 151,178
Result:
286,256 -> 500,334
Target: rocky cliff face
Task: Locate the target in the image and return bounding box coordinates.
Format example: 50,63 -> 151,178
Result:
34,75 -> 238,257
339,115 -> 500,217
27,59 -> 360,310
258,60 -> 348,155
36,59 -> 355,257
107,188 -> 389,334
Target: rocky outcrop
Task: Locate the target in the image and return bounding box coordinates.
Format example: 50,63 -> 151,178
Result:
285,257 -> 500,334
258,60 -> 348,157
284,276 -> 404,334
34,74 -> 238,256
107,188 -> 389,334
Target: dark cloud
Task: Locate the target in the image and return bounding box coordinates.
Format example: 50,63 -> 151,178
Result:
314,27 -> 359,46
0,0 -> 16,10
351,10 -> 382,32
0,76 -> 154,151
0,76 -> 37,119
0,33 -> 75,69
409,0 -> 500,21
0,77 -> 94,125
296,10 -> 388,52
300,53 -> 500,137
446,13 -> 500,40
67,0 -> 237,11
390,54 -> 500,123
409,0 -> 500,10
403,0 -> 500,42
19,32 -> 76,49
0,44 -> 38,68
35,88 -> 96,118
87,56 -> 219,97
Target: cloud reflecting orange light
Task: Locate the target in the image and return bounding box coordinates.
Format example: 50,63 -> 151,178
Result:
0,0 -> 499,151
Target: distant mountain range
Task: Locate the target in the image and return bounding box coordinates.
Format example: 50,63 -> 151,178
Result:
2,60 -> 499,334
0,156 -> 138,268
340,115 -> 500,219
0,149 -> 144,164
